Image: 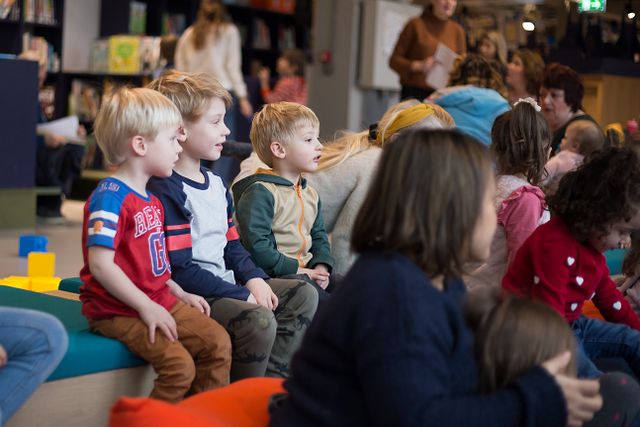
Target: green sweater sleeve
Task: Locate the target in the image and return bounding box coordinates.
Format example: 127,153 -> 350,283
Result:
235,183 -> 299,276
308,198 -> 335,271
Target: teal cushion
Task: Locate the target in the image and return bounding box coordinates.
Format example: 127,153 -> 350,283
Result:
0,285 -> 147,381
58,277 -> 83,294
604,249 -> 628,276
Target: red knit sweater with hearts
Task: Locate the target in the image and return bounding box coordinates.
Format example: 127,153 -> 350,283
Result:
503,216 -> 640,329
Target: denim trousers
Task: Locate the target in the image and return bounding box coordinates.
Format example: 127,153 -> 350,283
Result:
571,315 -> 640,379
0,307 -> 68,425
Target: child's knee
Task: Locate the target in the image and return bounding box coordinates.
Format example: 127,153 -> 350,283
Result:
288,281 -> 319,316
162,351 -> 197,386
228,306 -> 277,349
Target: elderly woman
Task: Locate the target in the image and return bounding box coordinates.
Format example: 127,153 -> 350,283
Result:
389,0 -> 466,101
506,49 -> 545,105
540,63 -> 598,151
428,53 -> 510,145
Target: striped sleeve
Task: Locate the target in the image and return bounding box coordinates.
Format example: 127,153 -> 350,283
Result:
148,175 -> 252,300
86,191 -> 122,249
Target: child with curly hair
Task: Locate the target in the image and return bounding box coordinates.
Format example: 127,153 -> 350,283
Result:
503,147 -> 640,379
428,53 -> 509,145
466,99 -> 551,290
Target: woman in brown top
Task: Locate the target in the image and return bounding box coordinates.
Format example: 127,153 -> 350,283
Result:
389,0 -> 466,101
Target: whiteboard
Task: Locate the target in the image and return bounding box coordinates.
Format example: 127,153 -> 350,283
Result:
359,0 -> 422,90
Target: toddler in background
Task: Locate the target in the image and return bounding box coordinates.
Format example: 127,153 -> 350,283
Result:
542,120 -> 604,195
466,99 -> 551,290
466,288 -> 640,427
503,147 -> 640,379
259,49 -> 307,105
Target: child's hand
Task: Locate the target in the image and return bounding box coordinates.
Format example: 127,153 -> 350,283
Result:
245,278 -> 278,310
626,286 -> 640,316
298,267 -> 330,289
181,292 -> 211,317
138,301 -> 178,344
542,351 -> 602,427
258,67 -> 270,85
0,344 -> 6,367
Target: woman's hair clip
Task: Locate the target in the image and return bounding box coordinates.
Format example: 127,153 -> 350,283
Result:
514,97 -> 541,112
368,123 -> 379,141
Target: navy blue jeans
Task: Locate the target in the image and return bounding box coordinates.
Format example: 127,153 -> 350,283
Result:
571,315 -> 640,379
0,308 -> 68,425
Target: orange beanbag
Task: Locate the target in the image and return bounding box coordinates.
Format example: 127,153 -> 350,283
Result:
109,378 -> 285,427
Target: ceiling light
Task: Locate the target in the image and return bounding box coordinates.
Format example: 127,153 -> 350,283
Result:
522,21 -> 535,31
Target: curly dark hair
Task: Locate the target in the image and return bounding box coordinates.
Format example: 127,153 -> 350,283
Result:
548,147 -> 640,243
448,54 -> 506,98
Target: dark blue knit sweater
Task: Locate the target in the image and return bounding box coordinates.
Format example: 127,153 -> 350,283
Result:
269,250 -> 567,427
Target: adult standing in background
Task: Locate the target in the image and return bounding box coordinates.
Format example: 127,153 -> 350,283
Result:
540,63 -> 597,152
389,0 -> 466,101
175,0 -> 252,140
505,49 -> 545,105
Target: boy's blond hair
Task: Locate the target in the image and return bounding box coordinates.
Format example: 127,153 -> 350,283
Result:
250,101 -> 320,167
94,87 -> 182,166
147,70 -> 232,122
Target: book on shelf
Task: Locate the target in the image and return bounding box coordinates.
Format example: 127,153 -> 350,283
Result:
128,1 -> 146,35
252,18 -> 271,50
140,36 -> 161,74
23,0 -> 56,25
161,13 -> 186,36
278,25 -> 295,50
0,0 -> 19,20
250,0 -> 296,14
90,39 -> 109,73
108,35 -> 141,74
69,79 -> 100,122
91,35 -> 162,75
22,32 -> 59,71
39,83 -> 55,119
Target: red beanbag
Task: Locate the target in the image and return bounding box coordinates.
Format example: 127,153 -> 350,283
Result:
109,378 -> 285,427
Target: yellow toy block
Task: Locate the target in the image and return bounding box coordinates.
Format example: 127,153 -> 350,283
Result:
0,276 -> 30,290
28,252 -> 56,278
30,276 -> 61,292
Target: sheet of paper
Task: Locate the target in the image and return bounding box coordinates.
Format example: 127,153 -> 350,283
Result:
425,42 -> 459,90
36,115 -> 85,145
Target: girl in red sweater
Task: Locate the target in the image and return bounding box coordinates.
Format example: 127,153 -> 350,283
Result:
503,147 -> 640,379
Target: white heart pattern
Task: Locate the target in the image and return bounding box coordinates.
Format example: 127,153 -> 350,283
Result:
575,276 -> 584,286
570,303 -> 578,311
613,301 -> 622,311
567,257 -> 575,266
533,276 -> 540,284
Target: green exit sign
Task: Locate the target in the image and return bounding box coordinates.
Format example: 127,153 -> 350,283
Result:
578,0 -> 606,12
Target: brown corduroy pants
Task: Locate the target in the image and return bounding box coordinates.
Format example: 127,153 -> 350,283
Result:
90,301 -> 231,402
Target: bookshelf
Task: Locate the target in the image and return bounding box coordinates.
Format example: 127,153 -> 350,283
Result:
97,0 -> 311,75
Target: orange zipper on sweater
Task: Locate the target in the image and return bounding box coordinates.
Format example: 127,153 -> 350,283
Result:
295,184 -> 306,267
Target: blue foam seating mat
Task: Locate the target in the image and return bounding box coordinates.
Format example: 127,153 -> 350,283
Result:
0,285 -> 146,381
